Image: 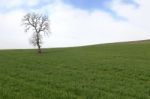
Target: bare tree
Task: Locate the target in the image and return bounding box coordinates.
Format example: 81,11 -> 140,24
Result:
22,13 -> 50,53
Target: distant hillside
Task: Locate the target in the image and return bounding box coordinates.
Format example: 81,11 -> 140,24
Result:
0,40 -> 150,99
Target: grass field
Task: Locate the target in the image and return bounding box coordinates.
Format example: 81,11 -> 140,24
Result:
0,41 -> 150,99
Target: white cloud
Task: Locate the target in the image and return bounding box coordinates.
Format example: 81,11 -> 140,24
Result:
111,0 -> 150,31
0,0 -> 39,9
0,0 -> 150,49
0,10 -> 33,49
44,1 -> 150,47
0,0 -> 23,8
25,0 -> 39,7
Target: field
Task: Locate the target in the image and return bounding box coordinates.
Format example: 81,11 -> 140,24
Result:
0,41 -> 150,99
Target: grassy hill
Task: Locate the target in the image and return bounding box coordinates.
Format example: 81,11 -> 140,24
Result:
0,41 -> 150,99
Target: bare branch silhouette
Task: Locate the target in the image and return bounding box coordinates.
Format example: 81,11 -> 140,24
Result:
22,13 -> 50,53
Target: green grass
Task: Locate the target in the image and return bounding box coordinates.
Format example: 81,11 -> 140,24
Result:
0,41 -> 150,99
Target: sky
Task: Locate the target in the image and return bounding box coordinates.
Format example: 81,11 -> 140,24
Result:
0,0 -> 150,49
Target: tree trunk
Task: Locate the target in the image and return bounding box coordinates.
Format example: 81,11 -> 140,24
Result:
36,32 -> 42,54
37,44 -> 41,53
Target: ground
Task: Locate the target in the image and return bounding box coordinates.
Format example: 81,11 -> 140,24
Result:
0,41 -> 150,99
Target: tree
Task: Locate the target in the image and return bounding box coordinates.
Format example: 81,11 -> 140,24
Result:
22,13 -> 50,53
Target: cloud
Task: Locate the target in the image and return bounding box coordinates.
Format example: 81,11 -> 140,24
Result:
111,0 -> 150,30
0,0 -> 150,49
0,10 -> 33,49
0,0 -> 23,9
44,0 -> 150,47
25,0 -> 39,7
0,0 -> 40,11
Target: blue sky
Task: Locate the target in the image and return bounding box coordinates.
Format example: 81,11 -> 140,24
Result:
57,0 -> 139,21
63,0 -> 112,10
63,0 -> 138,10
0,0 -> 137,14
0,0 -> 150,49
0,0 -> 137,19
